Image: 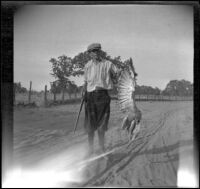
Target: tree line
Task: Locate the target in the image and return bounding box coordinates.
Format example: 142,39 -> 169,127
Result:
14,49 -> 193,97
14,79 -> 193,97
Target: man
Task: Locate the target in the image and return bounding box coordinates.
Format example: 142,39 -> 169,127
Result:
83,43 -> 119,155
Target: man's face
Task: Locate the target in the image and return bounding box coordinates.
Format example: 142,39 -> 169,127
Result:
89,50 -> 100,61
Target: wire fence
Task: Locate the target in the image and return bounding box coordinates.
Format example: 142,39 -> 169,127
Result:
14,91 -> 193,108
14,81 -> 193,107
14,91 -> 82,107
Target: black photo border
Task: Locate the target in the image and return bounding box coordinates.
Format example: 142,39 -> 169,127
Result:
1,0 -> 199,186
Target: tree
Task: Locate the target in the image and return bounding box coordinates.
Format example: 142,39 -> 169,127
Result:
162,79 -> 193,96
14,82 -> 27,93
50,81 -> 62,94
154,87 -> 161,95
50,55 -> 74,102
135,85 -> 161,95
65,81 -> 79,99
50,80 -> 62,101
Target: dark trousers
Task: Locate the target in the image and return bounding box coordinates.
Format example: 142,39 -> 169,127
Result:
84,89 -> 111,153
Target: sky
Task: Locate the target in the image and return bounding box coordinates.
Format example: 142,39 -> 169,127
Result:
14,4 -> 194,91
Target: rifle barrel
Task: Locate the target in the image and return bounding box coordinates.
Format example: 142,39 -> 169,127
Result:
73,98 -> 84,133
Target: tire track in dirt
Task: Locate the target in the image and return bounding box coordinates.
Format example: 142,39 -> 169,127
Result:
82,108 -> 174,186
84,104 -> 191,187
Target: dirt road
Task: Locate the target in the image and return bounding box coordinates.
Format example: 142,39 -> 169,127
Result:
13,101 -> 193,187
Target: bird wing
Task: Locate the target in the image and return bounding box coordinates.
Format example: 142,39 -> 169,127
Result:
117,69 -> 136,112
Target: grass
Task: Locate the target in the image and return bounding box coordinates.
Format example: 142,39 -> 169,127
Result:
15,92 -> 82,107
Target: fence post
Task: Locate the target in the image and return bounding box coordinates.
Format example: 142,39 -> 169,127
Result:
53,92 -> 56,102
28,81 -> 32,104
13,88 -> 16,105
44,85 -> 47,107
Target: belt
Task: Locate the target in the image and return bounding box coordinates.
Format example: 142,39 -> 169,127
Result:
90,88 -> 107,93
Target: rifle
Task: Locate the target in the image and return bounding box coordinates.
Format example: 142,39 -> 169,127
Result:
73,97 -> 85,134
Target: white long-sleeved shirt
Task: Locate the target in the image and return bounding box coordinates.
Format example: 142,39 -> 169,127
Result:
84,59 -> 118,92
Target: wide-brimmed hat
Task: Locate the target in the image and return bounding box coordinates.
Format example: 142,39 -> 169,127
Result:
87,43 -> 101,52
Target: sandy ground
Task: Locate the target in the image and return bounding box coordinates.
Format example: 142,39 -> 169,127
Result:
13,101 -> 194,187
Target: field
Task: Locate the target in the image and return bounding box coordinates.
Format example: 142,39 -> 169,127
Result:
14,92 -> 193,107
12,100 -> 194,187
14,92 -> 82,107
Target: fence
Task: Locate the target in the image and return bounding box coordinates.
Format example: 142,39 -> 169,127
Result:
110,94 -> 193,101
14,91 -> 83,107
14,82 -> 82,107
14,81 -> 193,107
14,91 -> 193,108
135,94 -> 193,101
